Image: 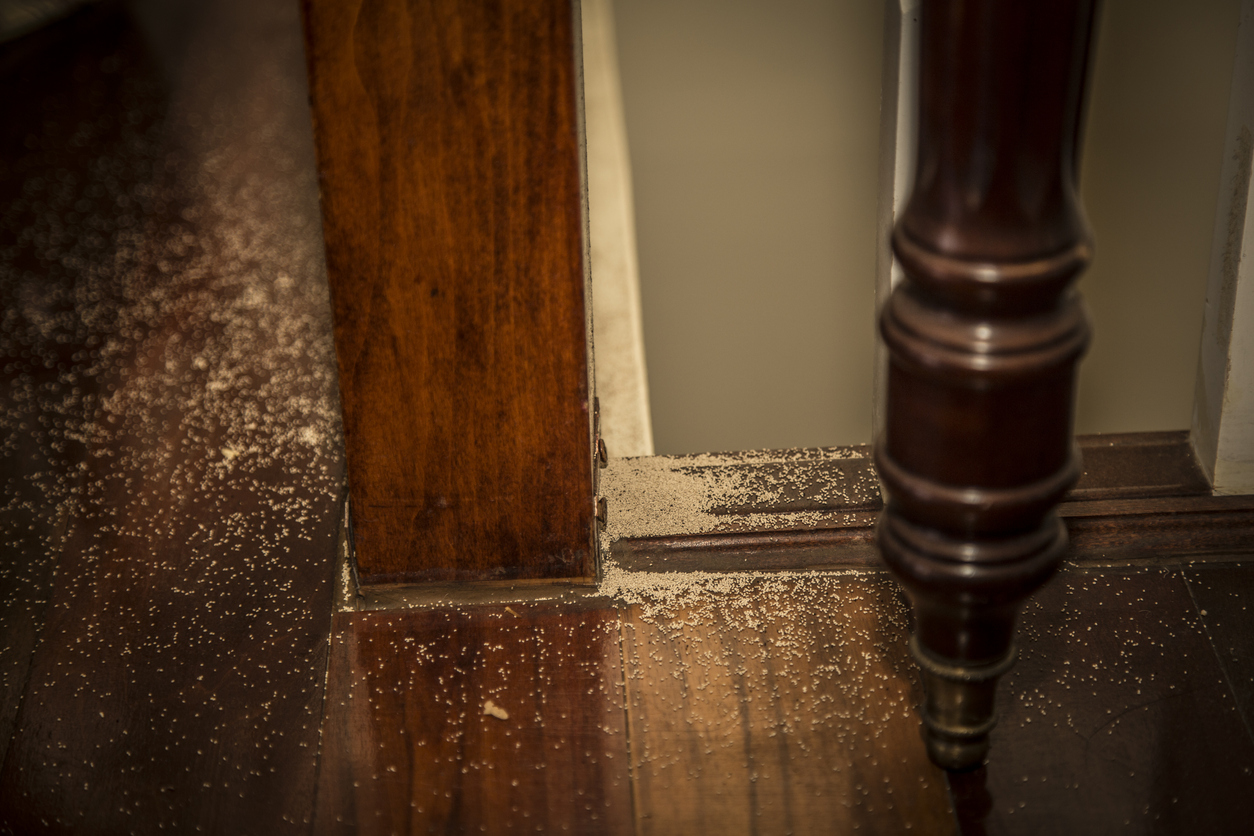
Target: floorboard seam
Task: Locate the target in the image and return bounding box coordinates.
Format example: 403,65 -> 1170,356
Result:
1183,571 -> 1254,749
615,605 -> 644,836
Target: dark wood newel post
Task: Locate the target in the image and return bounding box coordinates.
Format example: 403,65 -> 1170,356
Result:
876,0 -> 1098,770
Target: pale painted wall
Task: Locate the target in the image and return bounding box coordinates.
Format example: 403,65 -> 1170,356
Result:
614,0 -> 883,454
613,0 -> 1242,455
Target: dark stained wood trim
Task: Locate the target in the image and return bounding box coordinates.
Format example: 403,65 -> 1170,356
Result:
355,577 -> 600,611
1067,430 -> 1211,500
302,0 -> 595,586
609,497 -> 1254,574
609,503 -> 1254,576
611,538 -> 882,574
617,520 -> 880,558
1064,495 -> 1254,557
604,432 -> 1249,573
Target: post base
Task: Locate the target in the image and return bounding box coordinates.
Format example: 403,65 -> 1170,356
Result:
910,636 -> 1018,771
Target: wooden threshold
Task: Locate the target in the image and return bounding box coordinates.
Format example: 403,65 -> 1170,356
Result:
603,431 -> 1254,574
348,431 -> 1254,609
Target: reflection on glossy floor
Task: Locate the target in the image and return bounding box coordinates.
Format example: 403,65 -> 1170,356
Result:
614,572 -> 950,833
3,2 -> 1254,834
955,565 -> 1254,834
305,564 -> 1254,835
315,574 -> 954,834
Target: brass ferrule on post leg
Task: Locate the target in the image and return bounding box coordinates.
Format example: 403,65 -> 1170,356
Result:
911,637 -> 1018,771
878,506 -> 1071,769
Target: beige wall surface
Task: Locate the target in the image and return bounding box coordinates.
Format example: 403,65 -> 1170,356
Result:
615,0 -> 884,455
614,0 -> 1242,455
1077,0 -> 1241,434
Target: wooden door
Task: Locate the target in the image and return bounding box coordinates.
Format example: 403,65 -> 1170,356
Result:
303,0 -> 598,586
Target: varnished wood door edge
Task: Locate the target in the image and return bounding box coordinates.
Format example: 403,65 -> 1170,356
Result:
303,0 -> 598,585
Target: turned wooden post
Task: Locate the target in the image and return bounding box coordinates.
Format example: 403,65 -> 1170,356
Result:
877,0 -> 1098,770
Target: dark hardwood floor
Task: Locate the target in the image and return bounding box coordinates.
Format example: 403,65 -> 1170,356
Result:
2,2 -> 1253,834
314,602 -> 633,834
0,0 -> 343,830
952,563 -> 1254,834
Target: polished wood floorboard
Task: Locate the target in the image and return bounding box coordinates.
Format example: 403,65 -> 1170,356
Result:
316,563 -> 1254,835
0,0 -> 139,773
312,573 -> 960,835
950,565 -> 1254,835
1184,563 -> 1254,743
0,356 -> 74,771
619,573 -> 956,834
315,603 -> 632,835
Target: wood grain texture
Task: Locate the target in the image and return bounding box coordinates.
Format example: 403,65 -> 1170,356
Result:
0,0 -> 344,829
950,567 -> 1254,834
7,3 -> 1254,832
302,0 -> 594,585
1063,495 -> 1254,560
616,573 -> 957,834
314,602 -> 632,835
